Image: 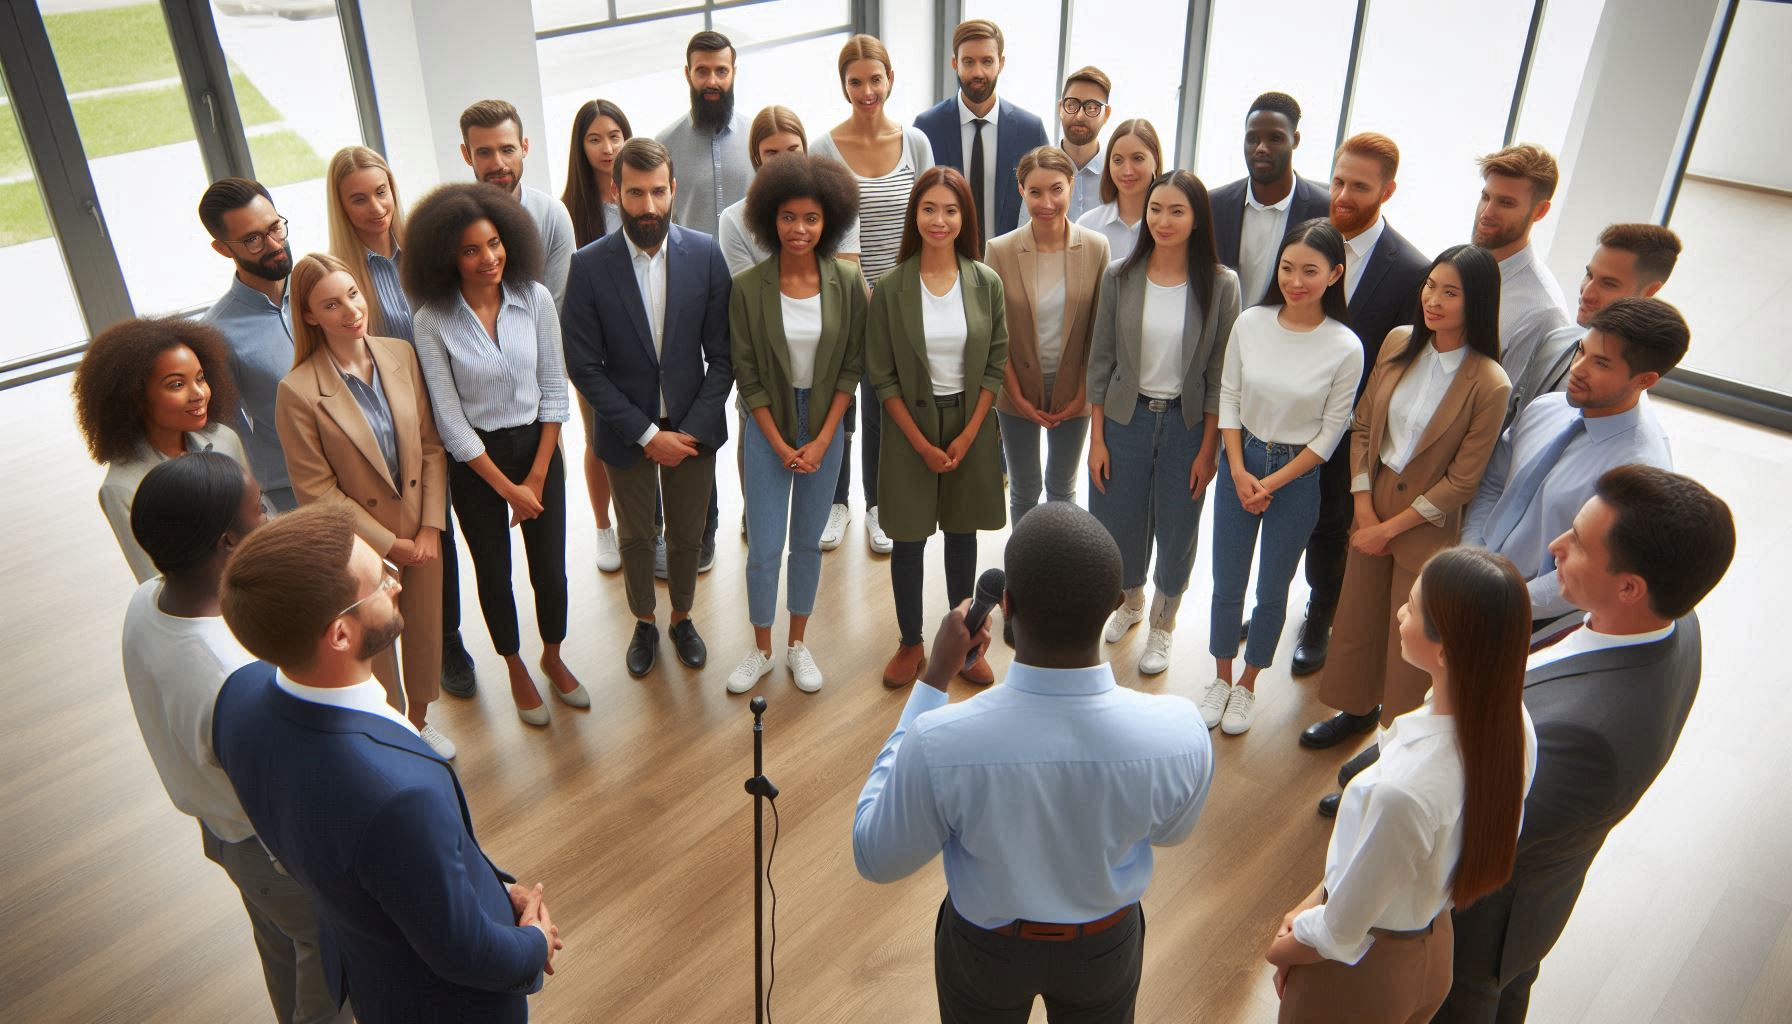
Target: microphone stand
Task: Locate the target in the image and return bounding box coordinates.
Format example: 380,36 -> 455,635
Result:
744,696 -> 779,1023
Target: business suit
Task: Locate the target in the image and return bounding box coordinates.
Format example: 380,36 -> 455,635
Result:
213,664 -> 548,1023
913,96 -> 1049,241
1322,330 -> 1511,723
1208,175 -> 1330,281
1435,616 -> 1703,1024
1506,323 -> 1580,426
276,336 -> 447,715
1304,219 -> 1431,617
563,224 -> 733,618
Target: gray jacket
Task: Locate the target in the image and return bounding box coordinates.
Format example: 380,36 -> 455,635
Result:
1086,261 -> 1241,428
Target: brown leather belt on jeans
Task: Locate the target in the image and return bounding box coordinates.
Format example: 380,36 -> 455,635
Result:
983,904 -> 1136,942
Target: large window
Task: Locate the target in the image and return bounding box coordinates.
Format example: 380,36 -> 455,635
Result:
961,0 -> 1061,131
0,76 -> 85,361
1064,0 -> 1188,172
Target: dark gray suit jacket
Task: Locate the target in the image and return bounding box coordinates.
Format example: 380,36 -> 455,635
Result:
1505,323 -> 1581,427
1208,174 -> 1331,278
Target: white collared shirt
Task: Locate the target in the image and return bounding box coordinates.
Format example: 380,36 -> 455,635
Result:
1075,202 -> 1141,262
274,667 -> 418,736
1496,243 -> 1571,381
1239,183 -> 1296,307
1527,616 -> 1677,670
1380,342 -> 1468,476
625,231 -> 671,442
1343,215 -> 1388,303
958,94 -> 1002,246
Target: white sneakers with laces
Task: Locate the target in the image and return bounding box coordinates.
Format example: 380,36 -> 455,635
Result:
788,643 -> 824,692
726,648 -> 774,694
1221,685 -> 1258,735
1198,679 -> 1232,729
420,723 -> 457,760
594,526 -> 621,573
1138,628 -> 1174,675
819,504 -> 850,551
1104,601 -> 1146,643
865,506 -> 893,554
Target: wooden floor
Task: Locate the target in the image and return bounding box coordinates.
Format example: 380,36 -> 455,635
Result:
1,374 -> 1788,1024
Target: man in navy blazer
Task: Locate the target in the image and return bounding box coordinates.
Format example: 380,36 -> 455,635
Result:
562,137 -> 733,677
212,504 -> 559,1024
1208,91 -> 1330,307
913,18 -> 1049,244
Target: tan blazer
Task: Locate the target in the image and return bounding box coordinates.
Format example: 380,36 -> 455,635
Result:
275,336 -> 448,554
984,222 -> 1109,416
1349,327 -> 1511,572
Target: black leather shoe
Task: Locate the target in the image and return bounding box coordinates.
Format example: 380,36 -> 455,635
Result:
1318,792 -> 1342,818
1239,617 -> 1251,643
1338,742 -> 1381,788
1300,707 -> 1382,749
671,619 -> 708,668
441,632 -> 477,697
626,621 -> 659,677
1290,604 -> 1335,676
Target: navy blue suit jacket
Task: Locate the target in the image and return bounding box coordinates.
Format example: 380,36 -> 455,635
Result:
1208,174 -> 1331,278
213,663 -> 546,1024
1344,219 -> 1431,392
562,224 -> 734,468
913,96 -> 1049,240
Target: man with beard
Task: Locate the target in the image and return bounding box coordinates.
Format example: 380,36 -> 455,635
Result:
914,19 -> 1049,245
213,503 -> 562,1024
1287,133 -> 1430,678
1208,92 -> 1331,308
654,31 -> 753,238
200,177 -> 299,511
1472,144 -> 1570,382
563,138 -> 734,677
459,99 -> 576,310
1017,66 -> 1112,228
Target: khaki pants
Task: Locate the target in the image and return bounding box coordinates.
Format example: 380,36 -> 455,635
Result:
609,449 -> 716,618
1279,913 -> 1454,1024
203,825 -> 351,1024
371,553 -> 443,716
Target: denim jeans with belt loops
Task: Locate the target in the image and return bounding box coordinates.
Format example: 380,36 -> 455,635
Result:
1209,431 -> 1323,667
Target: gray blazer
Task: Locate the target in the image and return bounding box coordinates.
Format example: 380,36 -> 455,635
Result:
1086,261 -> 1241,428
1506,322 -> 1582,426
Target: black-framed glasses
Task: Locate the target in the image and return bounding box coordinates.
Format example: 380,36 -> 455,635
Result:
336,558 -> 401,620
1060,98 -> 1108,118
222,216 -> 290,256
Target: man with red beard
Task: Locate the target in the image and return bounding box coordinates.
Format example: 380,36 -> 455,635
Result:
459,99 -> 576,311
655,31 -> 754,239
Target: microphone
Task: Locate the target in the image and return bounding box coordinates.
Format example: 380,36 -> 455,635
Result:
962,568 -> 1005,669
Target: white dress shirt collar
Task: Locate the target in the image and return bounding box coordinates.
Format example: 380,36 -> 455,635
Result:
1499,242 -> 1537,280
1001,661 -> 1118,697
1527,615 -> 1677,670
1244,180 -> 1297,213
274,667 -> 419,736
958,93 -> 1001,128
1344,215 -> 1387,263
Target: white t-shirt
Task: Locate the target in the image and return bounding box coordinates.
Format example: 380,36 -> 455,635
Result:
1138,279 -> 1189,400
1218,305 -> 1364,459
121,579 -> 259,843
780,292 -> 823,389
921,275 -> 968,394
1034,252 -> 1068,376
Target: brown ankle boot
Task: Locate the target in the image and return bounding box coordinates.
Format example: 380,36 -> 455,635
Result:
883,643 -> 926,688
959,653 -> 994,686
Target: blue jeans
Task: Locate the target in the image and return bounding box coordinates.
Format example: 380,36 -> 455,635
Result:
743,389 -> 845,628
1087,397 -> 1205,596
997,373 -> 1088,525
1209,432 -> 1323,668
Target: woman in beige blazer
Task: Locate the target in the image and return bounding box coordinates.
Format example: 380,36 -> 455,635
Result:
987,146 -> 1109,527
1310,245 -> 1512,757
275,253 -> 456,758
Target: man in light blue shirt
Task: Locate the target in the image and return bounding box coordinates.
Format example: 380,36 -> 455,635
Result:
654,31 -> 752,239
199,177 -> 297,512
854,503 -> 1212,1020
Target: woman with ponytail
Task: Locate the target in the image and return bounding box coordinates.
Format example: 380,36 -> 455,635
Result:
1266,545 -> 1536,1022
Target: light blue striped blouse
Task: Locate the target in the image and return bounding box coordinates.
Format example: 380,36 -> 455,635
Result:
366,247 -> 414,343
411,280 -> 569,463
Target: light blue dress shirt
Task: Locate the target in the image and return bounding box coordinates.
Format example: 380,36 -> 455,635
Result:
853,662 -> 1214,929
1462,391 -> 1672,618
365,247 -> 414,343
411,281 -> 569,463
655,110 -> 753,238
202,275 -> 294,501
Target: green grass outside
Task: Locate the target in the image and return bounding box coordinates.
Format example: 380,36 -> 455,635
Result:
250,129 -> 327,188
0,180 -> 51,247
43,3 -> 180,94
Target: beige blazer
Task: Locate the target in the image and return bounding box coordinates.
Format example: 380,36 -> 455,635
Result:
275,336 -> 447,554
984,222 -> 1109,416
1349,327 -> 1512,572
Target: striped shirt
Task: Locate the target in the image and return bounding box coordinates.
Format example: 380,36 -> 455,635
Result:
810,127 -> 934,287
336,355 -> 401,487
365,247 -> 414,343
411,280 -> 569,463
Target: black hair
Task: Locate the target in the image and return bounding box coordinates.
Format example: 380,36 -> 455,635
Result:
197,177 -> 274,239
131,451 -> 249,577
1594,465 -> 1734,619
562,99 -> 633,247
1247,91 -> 1301,130
743,155 -> 861,259
400,183 -> 544,312
1259,217 -> 1348,322
1003,503 -> 1123,655
1391,244 -> 1501,368
1587,296 -> 1690,377
687,30 -> 734,63
1118,171 -> 1219,314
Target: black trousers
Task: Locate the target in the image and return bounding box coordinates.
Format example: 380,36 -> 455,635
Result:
935,898 -> 1144,1024
447,422 -> 568,657
1301,439 -> 1354,610
892,532 -> 977,646
441,502 -> 462,637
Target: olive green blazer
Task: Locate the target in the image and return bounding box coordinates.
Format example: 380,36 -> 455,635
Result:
865,254 -> 1009,540
729,255 -> 868,444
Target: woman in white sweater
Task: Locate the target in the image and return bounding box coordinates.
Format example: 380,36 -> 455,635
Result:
1206,219 -> 1364,734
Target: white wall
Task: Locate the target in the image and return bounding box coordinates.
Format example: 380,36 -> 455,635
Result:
1685,0 -> 1792,193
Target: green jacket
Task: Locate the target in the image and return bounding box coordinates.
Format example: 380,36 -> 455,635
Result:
729,255 -> 868,445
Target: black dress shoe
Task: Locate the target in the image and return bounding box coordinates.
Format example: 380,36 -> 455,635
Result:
1239,617 -> 1251,643
441,632 -> 477,697
626,621 -> 659,677
1300,707 -> 1382,749
1338,742 -> 1381,788
1317,792 -> 1342,818
671,619 -> 708,668
1290,603 -> 1335,676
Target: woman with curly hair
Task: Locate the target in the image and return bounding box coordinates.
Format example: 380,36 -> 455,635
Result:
723,154 -> 866,695
404,182 -> 583,726
74,317 -> 256,582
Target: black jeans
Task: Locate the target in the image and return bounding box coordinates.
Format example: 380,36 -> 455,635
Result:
447,422 -> 568,657
891,532 -> 976,646
1301,439 -> 1355,611
935,898 -> 1144,1024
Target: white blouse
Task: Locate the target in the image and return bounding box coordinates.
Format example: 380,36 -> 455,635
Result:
1076,202 -> 1141,263
1138,279 -> 1188,400
921,276 -> 968,393
1381,342 -> 1467,475
1034,252 -> 1068,376
1218,305 -> 1364,459
780,292 -> 823,389
1292,704 -> 1537,965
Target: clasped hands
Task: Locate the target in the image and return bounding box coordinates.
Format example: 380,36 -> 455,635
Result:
644,429 -> 702,468
386,526 -> 441,567
1264,885 -> 1325,999
508,882 -> 565,975
917,429 -> 976,474
1232,468 -> 1274,515
776,431 -> 835,474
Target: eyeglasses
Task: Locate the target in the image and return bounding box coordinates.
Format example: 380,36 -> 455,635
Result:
222,216 -> 290,256
1060,98 -> 1108,118
336,559 -> 401,619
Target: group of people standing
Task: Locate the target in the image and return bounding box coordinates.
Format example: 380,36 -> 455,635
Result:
79,16 -> 1744,1024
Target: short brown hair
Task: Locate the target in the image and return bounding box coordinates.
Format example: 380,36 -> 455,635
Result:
747,105 -> 807,171
221,503 -> 359,670
1587,295 -> 1689,377
198,176 -> 275,239
1016,145 -> 1077,188
1597,223 -> 1682,285
837,34 -> 892,100
614,136 -> 675,189
459,99 -> 522,144
952,19 -> 1003,57
1477,142 -> 1559,203
1337,132 -> 1400,182
1594,465 -> 1735,619
1063,65 -> 1110,100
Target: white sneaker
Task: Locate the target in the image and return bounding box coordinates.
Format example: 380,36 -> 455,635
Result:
1221,685 -> 1258,735
1138,628 -> 1174,675
420,723 -> 457,760
819,504 -> 850,551
1104,602 -> 1146,643
1198,679 -> 1232,729
866,505 -> 893,554
726,648 -> 774,694
788,642 -> 824,692
595,526 -> 621,573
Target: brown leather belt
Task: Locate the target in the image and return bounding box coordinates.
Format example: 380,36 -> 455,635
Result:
982,903 -> 1136,942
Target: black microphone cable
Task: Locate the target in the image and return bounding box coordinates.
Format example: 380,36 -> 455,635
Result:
765,794 -> 780,1023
